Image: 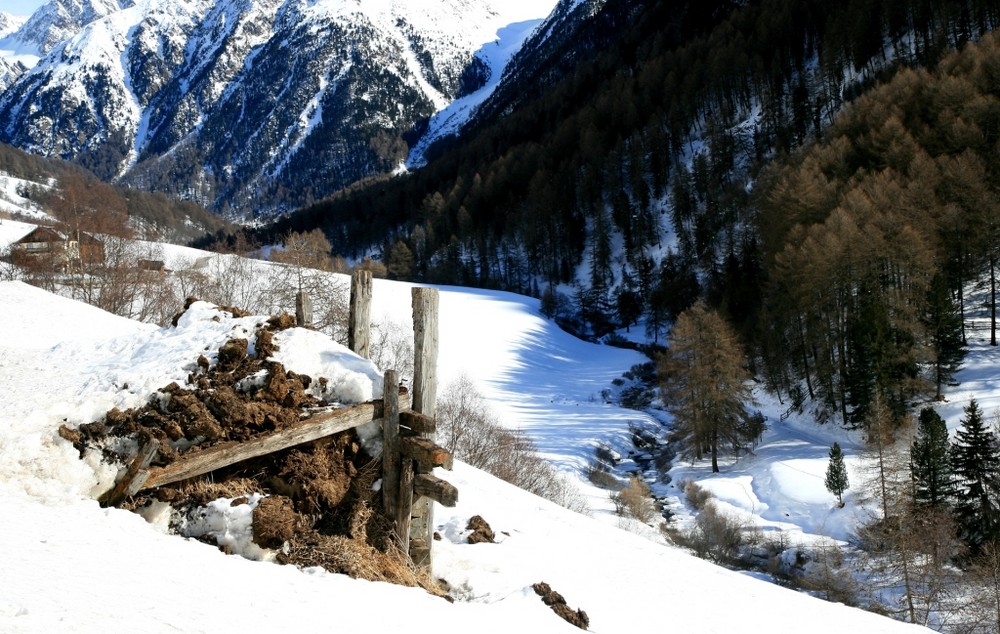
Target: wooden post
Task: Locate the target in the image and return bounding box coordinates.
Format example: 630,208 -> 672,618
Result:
409,287 -> 439,567
349,270 -> 372,358
295,291 -> 312,327
411,287 -> 438,415
382,370 -> 400,521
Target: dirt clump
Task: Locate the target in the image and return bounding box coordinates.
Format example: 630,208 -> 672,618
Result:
252,495 -> 301,548
466,515 -> 496,544
533,582 -> 590,630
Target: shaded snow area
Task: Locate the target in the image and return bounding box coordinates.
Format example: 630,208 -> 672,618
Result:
0,227 -> 929,632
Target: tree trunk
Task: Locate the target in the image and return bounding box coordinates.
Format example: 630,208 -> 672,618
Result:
992,252 -> 997,347
711,428 -> 719,473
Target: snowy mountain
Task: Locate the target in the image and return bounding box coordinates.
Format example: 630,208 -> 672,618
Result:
0,13 -> 27,38
0,217 -> 931,633
0,0 -> 559,215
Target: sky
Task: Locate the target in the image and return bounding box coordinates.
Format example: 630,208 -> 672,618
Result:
5,0 -> 45,18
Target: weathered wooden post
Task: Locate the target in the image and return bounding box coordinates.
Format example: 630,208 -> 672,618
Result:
409,286 -> 438,567
295,291 -> 312,327
382,369 -> 400,522
349,270 -> 372,358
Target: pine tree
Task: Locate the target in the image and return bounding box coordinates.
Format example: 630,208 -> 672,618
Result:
910,407 -> 954,508
825,442 -> 850,507
922,273 -> 965,399
952,398 -> 1000,552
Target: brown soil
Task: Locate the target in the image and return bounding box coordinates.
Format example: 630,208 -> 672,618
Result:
77,300 -> 441,595
533,582 -> 590,630
466,515 -> 496,544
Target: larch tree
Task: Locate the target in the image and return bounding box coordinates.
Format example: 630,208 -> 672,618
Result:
825,442 -> 850,507
658,301 -> 758,473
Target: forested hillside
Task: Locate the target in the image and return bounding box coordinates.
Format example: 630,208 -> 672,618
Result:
263,0 -> 999,347
0,142 -> 230,242
755,32 -> 1000,427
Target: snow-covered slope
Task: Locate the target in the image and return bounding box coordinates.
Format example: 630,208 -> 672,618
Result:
0,0 -> 560,215
0,171 -> 50,219
0,275 -> 929,633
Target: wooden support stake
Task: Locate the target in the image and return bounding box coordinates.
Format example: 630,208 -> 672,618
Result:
382,370 -> 400,521
349,270 -> 372,358
408,287 -> 439,568
400,437 -> 453,473
396,458 -> 415,556
399,410 -> 435,434
414,473 -> 458,507
99,438 -> 160,507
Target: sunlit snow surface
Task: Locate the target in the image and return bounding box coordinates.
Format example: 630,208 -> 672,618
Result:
0,222 -> 931,633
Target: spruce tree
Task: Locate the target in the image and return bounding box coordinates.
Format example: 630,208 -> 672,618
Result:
952,398 -> 1000,551
910,407 -> 954,508
825,442 -> 850,507
923,273 -> 965,399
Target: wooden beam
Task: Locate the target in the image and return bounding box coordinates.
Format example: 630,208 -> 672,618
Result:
411,288 -> 438,416
414,473 -> 458,507
99,438 -> 160,507
382,370 -> 400,520
399,410 -> 435,434
139,391 -> 410,491
349,270 -> 372,359
409,287 -> 439,568
400,437 -> 453,473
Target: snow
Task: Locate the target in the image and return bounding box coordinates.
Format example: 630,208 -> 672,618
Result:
0,224 -> 933,632
406,18 -> 546,167
0,173 -> 51,220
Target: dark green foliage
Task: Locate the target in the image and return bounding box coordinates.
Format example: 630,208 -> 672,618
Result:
910,407 -> 955,508
923,273 -> 966,399
952,399 -> 1000,551
825,442 -> 850,506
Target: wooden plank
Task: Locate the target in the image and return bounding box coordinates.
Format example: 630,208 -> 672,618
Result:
140,391 -> 410,491
400,436 -> 453,472
349,270 -> 372,359
413,473 -> 458,507
99,438 -> 160,507
409,287 -> 439,567
399,410 -> 435,434
382,370 -> 400,520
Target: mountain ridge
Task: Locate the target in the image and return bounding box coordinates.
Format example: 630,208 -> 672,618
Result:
0,0 -> 559,216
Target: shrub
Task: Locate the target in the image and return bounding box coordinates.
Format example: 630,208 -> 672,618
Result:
612,475 -> 658,523
682,479 -> 713,510
587,464 -> 619,490
666,502 -> 748,565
